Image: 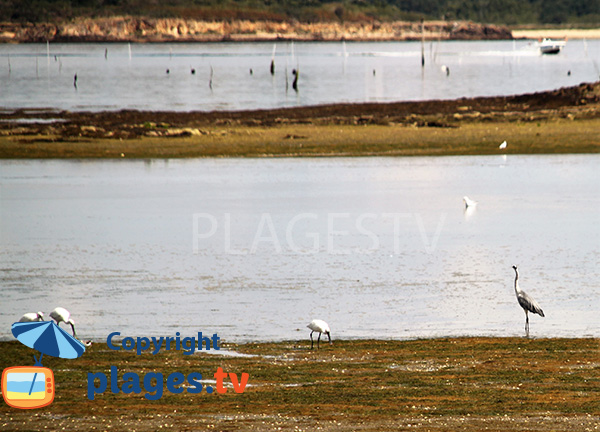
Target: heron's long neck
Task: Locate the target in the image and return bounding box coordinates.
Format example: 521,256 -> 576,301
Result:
514,270 -> 521,294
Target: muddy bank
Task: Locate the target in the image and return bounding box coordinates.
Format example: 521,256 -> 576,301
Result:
0,81 -> 599,158
1,338 -> 598,431
0,18 -> 512,43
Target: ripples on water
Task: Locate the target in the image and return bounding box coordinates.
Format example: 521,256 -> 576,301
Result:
0,40 -> 599,111
1,156 -> 598,341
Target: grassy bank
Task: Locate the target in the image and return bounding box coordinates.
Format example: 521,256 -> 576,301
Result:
2,82 -> 599,158
2,118 -> 600,159
1,338 -> 599,431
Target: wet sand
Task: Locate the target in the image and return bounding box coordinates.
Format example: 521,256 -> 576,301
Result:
1,338 -> 598,431
512,29 -> 600,39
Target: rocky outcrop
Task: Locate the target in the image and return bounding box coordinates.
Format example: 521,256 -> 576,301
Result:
0,18 -> 513,43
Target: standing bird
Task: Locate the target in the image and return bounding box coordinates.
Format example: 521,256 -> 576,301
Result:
499,140 -> 507,150
292,68 -> 299,92
512,266 -> 545,337
307,319 -> 332,349
50,307 -> 78,339
18,311 -> 44,322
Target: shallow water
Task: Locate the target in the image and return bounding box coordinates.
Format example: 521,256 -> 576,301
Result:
0,40 -> 599,112
1,155 -> 598,342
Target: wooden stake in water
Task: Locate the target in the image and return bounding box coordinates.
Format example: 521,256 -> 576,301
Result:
128,43 -> 132,61
7,54 -> 11,75
342,40 -> 348,74
292,67 -> 299,92
285,59 -> 289,92
421,19 -> 425,68
270,43 -> 276,75
209,65 -> 214,90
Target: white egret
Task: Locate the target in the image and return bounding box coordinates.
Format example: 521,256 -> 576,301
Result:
18,311 -> 44,322
307,319 -> 332,349
463,196 -> 477,208
499,140 -> 507,149
49,307 -> 78,338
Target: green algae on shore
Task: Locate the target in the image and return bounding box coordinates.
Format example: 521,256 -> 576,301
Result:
1,338 -> 598,431
1,82 -> 599,158
2,118 -> 599,159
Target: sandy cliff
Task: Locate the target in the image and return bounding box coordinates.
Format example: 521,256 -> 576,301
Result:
0,17 -> 512,43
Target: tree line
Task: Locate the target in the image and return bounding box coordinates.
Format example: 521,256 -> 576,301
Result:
2,0 -> 599,25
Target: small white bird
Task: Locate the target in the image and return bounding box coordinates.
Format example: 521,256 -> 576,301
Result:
499,140 -> 507,149
463,196 -> 477,208
307,319 -> 332,349
18,311 -> 44,322
49,307 -> 78,339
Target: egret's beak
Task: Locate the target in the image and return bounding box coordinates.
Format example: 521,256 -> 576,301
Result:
69,321 -> 78,339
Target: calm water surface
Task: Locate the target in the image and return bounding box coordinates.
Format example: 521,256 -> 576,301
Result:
0,40 -> 599,111
1,155 -> 598,342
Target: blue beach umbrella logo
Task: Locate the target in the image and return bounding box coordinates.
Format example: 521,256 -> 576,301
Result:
11,321 -> 86,364
2,321 -> 86,409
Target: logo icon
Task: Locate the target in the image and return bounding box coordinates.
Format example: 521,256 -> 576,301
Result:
2,366 -> 55,409
2,321 -> 85,409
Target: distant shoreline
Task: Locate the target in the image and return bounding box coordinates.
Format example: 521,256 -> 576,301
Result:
0,18 -> 511,43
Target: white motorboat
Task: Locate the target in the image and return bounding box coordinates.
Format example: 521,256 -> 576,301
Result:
538,38 -> 566,55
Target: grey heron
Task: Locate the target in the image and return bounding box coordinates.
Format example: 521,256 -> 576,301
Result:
512,265 -> 545,336
307,319 -> 332,349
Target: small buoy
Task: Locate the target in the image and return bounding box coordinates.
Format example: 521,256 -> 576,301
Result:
166,69 -> 170,74
191,68 -> 196,75
120,153 -> 125,158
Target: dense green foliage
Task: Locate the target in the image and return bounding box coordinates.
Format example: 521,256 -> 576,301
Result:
1,0 -> 599,25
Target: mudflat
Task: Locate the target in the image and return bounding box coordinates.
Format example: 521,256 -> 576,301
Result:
1,82 -> 599,158
1,338 -> 598,431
